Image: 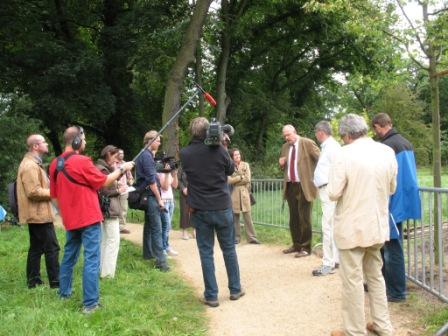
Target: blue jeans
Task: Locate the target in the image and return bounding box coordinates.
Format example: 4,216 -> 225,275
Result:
160,200 -> 175,251
382,222 -> 406,300
143,196 -> 167,268
191,208 -> 241,301
59,223 -> 100,308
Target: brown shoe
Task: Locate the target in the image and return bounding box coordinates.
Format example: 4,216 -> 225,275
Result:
330,330 -> 345,336
283,246 -> 298,254
294,249 -> 310,258
366,322 -> 380,335
120,229 -> 131,234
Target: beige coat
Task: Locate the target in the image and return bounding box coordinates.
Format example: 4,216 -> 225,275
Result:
228,161 -> 251,213
280,136 -> 320,202
17,153 -> 54,224
328,137 -> 397,250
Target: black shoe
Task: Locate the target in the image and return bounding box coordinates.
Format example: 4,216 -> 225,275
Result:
28,279 -> 44,289
50,281 -> 60,289
363,283 -> 368,292
203,298 -> 219,307
157,264 -> 170,272
230,290 -> 245,301
234,240 -> 240,244
387,296 -> 406,303
249,239 -> 261,244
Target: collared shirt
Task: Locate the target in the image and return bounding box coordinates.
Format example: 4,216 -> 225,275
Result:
313,136 -> 341,188
287,139 -> 300,182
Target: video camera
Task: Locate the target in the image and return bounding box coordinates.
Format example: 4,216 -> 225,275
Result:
204,118 -> 235,146
155,151 -> 179,173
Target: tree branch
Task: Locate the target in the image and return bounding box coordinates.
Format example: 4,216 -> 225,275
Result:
395,0 -> 427,55
382,29 -> 429,70
432,69 -> 448,78
428,7 -> 448,16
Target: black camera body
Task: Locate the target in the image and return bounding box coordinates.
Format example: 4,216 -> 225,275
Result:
155,151 -> 179,173
204,118 -> 234,146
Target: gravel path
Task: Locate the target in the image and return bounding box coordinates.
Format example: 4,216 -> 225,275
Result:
122,223 -> 418,336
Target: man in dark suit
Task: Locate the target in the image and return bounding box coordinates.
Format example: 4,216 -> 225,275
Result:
279,124 -> 320,258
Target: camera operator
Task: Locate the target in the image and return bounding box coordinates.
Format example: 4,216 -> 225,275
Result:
180,117 -> 244,307
135,130 -> 169,272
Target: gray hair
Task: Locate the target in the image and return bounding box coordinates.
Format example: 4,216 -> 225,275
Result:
189,117 -> 209,139
338,114 -> 368,139
314,120 -> 332,135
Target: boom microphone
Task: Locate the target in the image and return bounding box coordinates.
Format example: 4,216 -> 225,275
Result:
194,81 -> 217,107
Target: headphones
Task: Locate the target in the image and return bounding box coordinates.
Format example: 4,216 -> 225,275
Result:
72,126 -> 84,150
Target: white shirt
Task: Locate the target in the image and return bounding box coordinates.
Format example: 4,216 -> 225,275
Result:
287,139 -> 300,182
313,136 -> 341,188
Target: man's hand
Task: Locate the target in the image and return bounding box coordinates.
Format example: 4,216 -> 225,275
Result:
279,157 -> 286,168
158,199 -> 165,210
122,161 -> 135,171
182,187 -> 188,196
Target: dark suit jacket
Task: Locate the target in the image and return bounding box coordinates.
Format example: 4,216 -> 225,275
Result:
280,136 -> 320,202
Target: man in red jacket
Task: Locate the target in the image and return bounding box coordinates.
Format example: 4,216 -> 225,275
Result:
49,126 -> 133,313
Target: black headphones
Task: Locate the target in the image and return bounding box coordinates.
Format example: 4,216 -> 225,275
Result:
72,126 -> 84,150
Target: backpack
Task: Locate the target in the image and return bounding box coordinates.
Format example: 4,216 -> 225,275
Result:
7,181 -> 18,219
54,152 -> 110,217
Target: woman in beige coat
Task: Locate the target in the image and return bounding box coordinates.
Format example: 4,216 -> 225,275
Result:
228,149 -> 260,244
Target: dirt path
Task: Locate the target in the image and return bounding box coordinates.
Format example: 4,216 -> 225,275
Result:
122,223 -> 417,336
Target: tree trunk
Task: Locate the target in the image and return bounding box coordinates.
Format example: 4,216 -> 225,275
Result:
195,30 -> 205,116
162,0 -> 212,156
216,0 -> 231,123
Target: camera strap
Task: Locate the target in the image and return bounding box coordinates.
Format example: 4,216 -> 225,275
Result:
54,152 -> 91,188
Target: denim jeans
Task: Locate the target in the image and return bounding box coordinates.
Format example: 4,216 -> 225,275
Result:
192,208 -> 241,301
160,200 -> 175,251
143,196 -> 167,268
382,222 -> 406,300
59,223 -> 100,308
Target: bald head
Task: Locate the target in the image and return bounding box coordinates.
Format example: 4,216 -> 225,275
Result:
26,134 -> 48,155
282,124 -> 298,145
63,126 -> 86,152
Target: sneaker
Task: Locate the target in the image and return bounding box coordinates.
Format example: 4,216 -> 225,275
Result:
156,264 -> 170,272
249,238 -> 261,244
230,290 -> 245,301
167,249 -> 178,256
203,298 -> 219,307
82,303 -> 101,314
312,265 -> 335,276
120,229 -> 130,234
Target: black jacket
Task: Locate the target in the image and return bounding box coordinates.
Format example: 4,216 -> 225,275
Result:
180,139 -> 234,211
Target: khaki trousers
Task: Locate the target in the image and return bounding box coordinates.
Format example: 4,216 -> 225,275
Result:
118,194 -> 128,231
339,244 -> 393,336
319,186 -> 339,267
233,212 -> 256,242
100,217 -> 120,278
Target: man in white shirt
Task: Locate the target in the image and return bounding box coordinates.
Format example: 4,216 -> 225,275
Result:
312,121 -> 341,276
328,114 -> 397,336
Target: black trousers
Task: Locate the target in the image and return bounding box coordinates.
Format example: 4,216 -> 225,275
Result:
27,223 -> 60,288
285,182 -> 312,253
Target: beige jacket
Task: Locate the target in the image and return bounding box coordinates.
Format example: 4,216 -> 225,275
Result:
17,153 -> 54,224
228,161 -> 251,213
280,136 -> 320,201
328,137 -> 397,250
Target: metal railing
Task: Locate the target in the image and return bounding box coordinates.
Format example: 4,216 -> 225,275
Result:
251,179 -> 448,303
405,187 -> 448,303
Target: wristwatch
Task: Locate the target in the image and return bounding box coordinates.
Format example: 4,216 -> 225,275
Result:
119,167 -> 125,174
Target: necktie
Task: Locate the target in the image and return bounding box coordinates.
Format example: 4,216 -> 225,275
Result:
290,144 -> 296,182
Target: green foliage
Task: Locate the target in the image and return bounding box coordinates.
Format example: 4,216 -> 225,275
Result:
0,104 -> 43,207
0,226 -> 207,336
371,83 -> 432,165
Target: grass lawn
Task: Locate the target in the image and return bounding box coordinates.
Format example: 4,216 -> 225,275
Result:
0,225 -> 207,336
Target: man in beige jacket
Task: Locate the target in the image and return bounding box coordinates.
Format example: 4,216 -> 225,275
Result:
328,114 -> 397,336
17,134 -> 60,289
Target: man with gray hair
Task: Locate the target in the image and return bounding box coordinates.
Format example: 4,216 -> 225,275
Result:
180,117 -> 243,308
328,114 -> 397,336
312,121 -> 341,276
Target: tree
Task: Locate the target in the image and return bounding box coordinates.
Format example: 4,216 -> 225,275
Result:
161,0 -> 213,157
